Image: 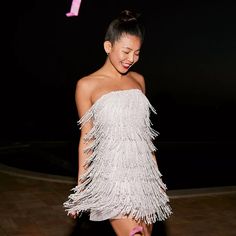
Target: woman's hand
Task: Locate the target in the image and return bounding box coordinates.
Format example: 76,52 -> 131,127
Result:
68,211 -> 78,219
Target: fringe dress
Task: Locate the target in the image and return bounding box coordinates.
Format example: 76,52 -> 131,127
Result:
63,89 -> 172,224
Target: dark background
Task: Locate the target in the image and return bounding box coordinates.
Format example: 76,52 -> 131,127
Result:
1,0 -> 236,190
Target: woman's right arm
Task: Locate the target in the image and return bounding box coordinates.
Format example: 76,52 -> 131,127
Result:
75,78 -> 93,185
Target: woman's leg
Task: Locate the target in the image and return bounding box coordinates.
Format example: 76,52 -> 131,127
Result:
109,218 -> 153,236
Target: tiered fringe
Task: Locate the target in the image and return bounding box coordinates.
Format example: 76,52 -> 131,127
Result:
63,89 -> 172,224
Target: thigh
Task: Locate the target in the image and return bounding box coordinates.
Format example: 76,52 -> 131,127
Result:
109,218 -> 153,236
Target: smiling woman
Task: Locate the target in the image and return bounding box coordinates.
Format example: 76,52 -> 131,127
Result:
62,9 -> 172,236
103,9 -> 144,74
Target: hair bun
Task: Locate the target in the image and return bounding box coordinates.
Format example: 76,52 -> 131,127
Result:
118,10 -> 140,23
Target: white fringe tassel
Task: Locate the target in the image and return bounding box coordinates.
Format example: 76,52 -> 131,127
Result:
63,89 -> 172,224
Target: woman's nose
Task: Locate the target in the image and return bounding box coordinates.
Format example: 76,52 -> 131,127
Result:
128,53 -> 134,63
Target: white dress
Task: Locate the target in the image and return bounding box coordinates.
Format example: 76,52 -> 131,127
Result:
63,89 -> 172,224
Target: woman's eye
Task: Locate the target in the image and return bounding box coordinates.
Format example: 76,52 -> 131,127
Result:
123,51 -> 129,54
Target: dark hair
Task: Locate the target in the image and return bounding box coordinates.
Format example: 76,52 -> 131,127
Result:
104,10 -> 145,44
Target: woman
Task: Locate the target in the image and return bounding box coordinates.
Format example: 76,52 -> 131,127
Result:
63,10 -> 172,236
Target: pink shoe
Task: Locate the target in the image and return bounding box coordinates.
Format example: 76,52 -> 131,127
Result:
129,226 -> 143,236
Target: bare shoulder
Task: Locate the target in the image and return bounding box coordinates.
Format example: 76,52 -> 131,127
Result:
76,74 -> 100,96
76,76 -> 91,94
128,71 -> 146,93
75,75 -> 98,118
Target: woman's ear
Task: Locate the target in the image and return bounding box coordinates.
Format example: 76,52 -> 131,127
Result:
104,41 -> 112,54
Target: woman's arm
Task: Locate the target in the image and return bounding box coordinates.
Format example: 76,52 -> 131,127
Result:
75,78 -> 93,185
152,152 -> 158,166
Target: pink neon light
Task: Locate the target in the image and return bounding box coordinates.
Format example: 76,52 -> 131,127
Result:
66,0 -> 82,17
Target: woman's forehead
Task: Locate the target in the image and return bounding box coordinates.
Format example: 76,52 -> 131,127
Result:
115,34 -> 141,47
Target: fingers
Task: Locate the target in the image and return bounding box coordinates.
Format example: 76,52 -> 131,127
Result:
69,211 -> 78,219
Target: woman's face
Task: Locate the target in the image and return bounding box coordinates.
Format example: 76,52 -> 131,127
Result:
107,34 -> 142,74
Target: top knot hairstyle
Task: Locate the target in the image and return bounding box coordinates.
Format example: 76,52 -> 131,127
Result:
104,10 -> 145,44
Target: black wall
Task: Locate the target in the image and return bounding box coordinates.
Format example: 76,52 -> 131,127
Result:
1,0 -> 236,189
